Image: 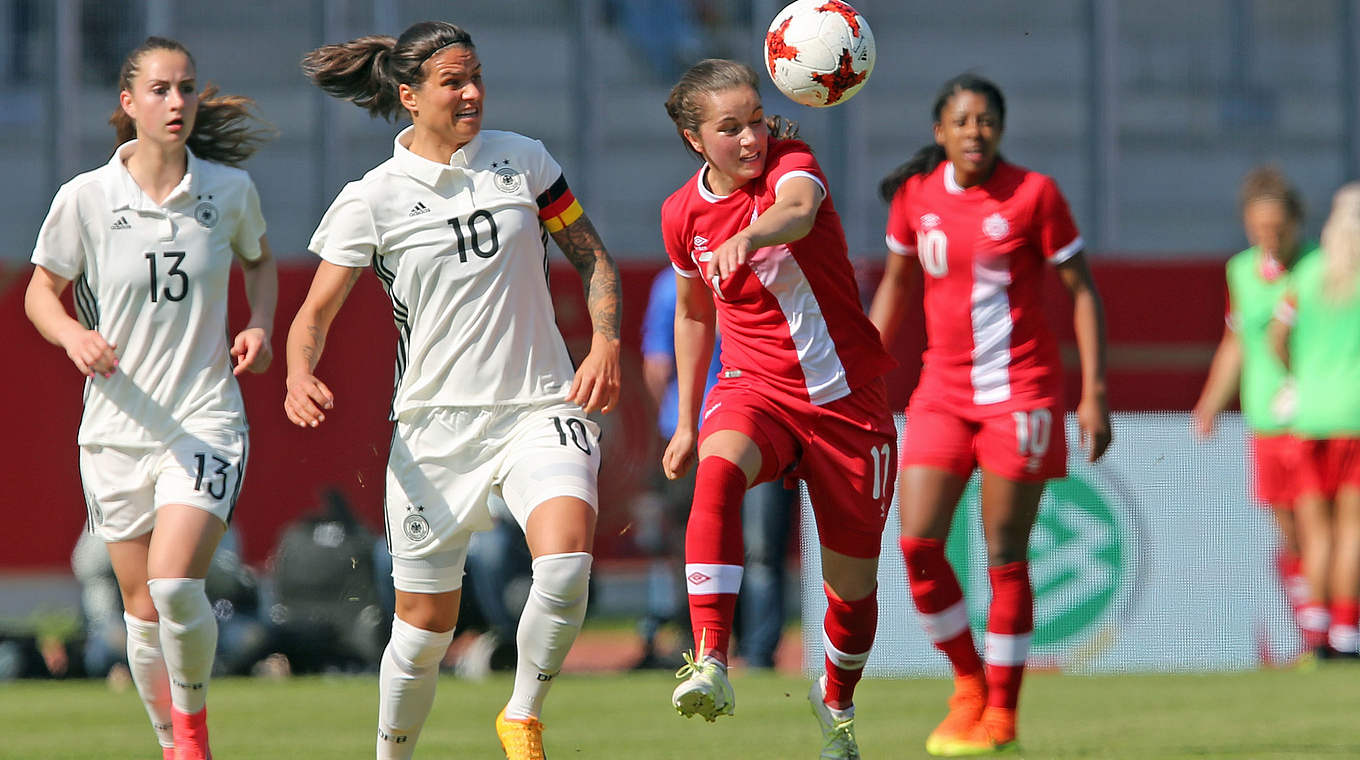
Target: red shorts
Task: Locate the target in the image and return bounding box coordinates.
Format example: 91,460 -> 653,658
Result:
699,378 -> 896,559
1250,433 -> 1300,507
1296,437 -> 1360,500
900,395 -> 1067,482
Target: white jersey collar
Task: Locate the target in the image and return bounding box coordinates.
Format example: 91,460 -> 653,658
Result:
943,161 -> 965,195
107,139 -> 200,212
393,125 -> 483,186
695,164 -> 735,204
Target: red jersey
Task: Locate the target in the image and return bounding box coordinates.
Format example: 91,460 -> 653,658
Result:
886,160 -> 1082,410
661,139 -> 894,405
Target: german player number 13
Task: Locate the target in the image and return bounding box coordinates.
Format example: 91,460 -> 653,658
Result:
192,452 -> 233,500
145,250 -> 189,302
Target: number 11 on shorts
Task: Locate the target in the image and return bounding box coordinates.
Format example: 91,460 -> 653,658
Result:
868,443 -> 892,500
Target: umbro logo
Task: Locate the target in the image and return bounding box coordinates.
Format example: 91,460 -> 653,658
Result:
687,571 -> 712,585
408,202 -> 430,217
693,235 -> 709,251
110,216 -> 131,230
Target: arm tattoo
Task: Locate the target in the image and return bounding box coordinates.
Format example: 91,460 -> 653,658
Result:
301,325 -> 324,370
552,214 -> 621,341
299,268 -> 358,370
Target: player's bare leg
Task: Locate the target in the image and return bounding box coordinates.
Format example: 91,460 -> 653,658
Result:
108,536 -> 174,757
1294,493 -> 1335,653
146,505 -> 225,760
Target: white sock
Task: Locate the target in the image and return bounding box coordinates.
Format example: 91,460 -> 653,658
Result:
377,615 -> 455,760
504,552 -> 592,721
147,578 -> 217,714
123,613 -> 174,749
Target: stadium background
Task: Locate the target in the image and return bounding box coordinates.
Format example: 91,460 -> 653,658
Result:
0,0 -> 1352,667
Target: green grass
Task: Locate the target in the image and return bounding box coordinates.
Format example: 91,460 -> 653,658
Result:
2,664 -> 1359,759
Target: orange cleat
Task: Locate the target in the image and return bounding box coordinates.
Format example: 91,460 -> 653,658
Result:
495,708 -> 547,760
924,674 -> 987,756
934,706 -> 1018,756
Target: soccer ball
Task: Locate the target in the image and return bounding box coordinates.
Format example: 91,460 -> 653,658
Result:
763,0 -> 875,108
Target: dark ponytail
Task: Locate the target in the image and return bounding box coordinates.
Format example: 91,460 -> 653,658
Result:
302,21 -> 474,121
878,145 -> 944,202
879,73 -> 1006,202
109,36 -> 273,167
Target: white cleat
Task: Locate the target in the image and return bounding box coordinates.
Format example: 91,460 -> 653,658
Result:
809,675 -> 861,759
672,652 -> 735,722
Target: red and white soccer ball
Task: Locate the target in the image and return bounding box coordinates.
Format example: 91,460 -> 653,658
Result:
763,0 -> 875,108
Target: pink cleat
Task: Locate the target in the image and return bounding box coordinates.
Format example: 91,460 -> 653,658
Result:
171,707 -> 212,760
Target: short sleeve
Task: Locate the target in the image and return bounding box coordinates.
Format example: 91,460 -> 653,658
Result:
884,182 -> 917,257
31,182 -> 89,280
1034,176 -> 1082,264
660,194 -> 699,277
641,271 -> 677,360
522,139 -> 584,234
309,182 -> 378,268
231,177 -> 266,262
765,141 -> 827,201
1223,274 -> 1239,332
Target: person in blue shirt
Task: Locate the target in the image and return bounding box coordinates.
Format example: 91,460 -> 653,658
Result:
634,268 -> 796,669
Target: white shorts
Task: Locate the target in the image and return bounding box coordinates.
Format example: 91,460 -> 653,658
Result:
79,428 -> 248,542
385,401 -> 601,593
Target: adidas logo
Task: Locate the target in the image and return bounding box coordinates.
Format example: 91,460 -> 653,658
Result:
408,202 -> 430,217
110,216 -> 131,230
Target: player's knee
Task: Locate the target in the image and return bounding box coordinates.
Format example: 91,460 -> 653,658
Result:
388,616 -> 455,671
146,577 -> 210,625
530,552 -> 592,608
899,535 -> 944,570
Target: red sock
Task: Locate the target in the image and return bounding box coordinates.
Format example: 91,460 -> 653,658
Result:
1329,599 -> 1359,654
985,562 -> 1033,710
1276,551 -> 1308,618
821,583 -> 877,709
900,536 -> 982,676
685,456 -> 748,662
1299,600 -> 1331,650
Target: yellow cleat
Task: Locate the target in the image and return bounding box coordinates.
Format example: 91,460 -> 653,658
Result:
495,708 -> 547,760
925,674 -> 987,755
932,706 -> 1019,757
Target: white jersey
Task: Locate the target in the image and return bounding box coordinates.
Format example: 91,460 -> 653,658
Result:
310,127 -> 580,417
31,141 -> 266,447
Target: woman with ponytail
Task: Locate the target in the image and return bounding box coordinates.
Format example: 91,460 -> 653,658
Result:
286,21 -> 620,760
868,73 -> 1110,756
659,58 -> 896,759
25,36 -> 277,760
1269,182 -> 1360,660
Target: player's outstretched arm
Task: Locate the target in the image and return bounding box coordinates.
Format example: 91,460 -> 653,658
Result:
25,265 -> 118,378
710,176 -> 824,282
551,211 -> 622,414
284,261 -> 361,428
1057,251 -> 1112,462
231,235 -> 278,376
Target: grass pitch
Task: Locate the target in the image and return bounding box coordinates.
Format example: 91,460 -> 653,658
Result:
2,664 -> 1358,759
